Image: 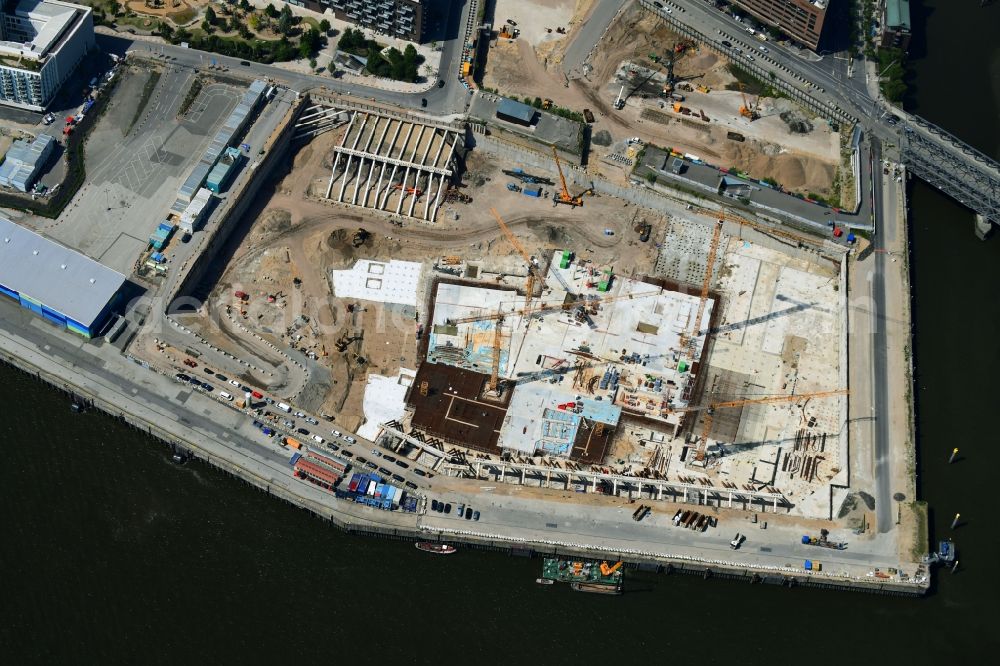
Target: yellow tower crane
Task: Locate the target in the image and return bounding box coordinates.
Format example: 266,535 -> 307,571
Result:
673,389 -> 850,462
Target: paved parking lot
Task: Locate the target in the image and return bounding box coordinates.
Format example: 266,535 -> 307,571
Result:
29,64 -> 239,274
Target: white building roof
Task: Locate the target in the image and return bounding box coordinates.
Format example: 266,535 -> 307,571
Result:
0,0 -> 83,60
0,216 -> 126,325
330,259 -> 422,306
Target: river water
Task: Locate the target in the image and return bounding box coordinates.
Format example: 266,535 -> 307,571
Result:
2,2 -> 999,661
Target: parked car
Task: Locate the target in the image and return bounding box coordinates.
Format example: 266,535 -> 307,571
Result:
296,428 -> 310,436
203,368 -> 214,375
730,533 -> 745,549
394,460 -> 409,469
472,511 -> 480,521
378,467 -> 391,476
340,450 -> 354,458
464,507 -> 473,520
229,379 -> 241,388
432,499 -> 440,512
175,373 -> 190,382
382,455 -> 396,463
356,457 -> 368,465
406,481 -> 417,490
391,474 -> 404,482
414,469 -> 426,477
200,382 -> 212,391
456,503 -> 465,516
305,417 -> 319,425
443,503 -> 452,514
215,374 -> 229,383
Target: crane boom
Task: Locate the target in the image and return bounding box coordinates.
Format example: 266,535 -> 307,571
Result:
551,146 -> 583,206
680,218 -> 724,360
491,207 -> 540,309
691,388 -> 848,461
487,313 -> 505,393
447,288 -> 659,325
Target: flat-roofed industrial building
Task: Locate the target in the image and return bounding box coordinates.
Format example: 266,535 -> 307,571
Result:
0,216 -> 126,337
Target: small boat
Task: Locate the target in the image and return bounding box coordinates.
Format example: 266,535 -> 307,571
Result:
415,542 -> 456,554
535,578 -> 555,585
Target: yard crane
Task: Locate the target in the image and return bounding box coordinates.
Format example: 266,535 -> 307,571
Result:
682,389 -> 850,462
737,80 -> 760,121
551,146 -> 584,207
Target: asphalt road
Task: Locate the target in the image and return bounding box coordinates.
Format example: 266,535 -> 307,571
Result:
96,0 -> 472,117
561,0 -> 630,76
869,137 -> 893,532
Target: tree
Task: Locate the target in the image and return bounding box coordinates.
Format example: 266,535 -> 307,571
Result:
205,5 -> 216,25
279,4 -> 292,22
201,19 -> 213,34
278,11 -> 292,36
327,60 -> 337,73
319,19 -> 330,33
264,3 -> 278,18
248,13 -> 261,31
239,0 -> 251,10
158,21 -> 174,40
309,58 -> 317,69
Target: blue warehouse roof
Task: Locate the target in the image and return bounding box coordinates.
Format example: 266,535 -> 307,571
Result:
0,217 -> 126,326
497,97 -> 535,123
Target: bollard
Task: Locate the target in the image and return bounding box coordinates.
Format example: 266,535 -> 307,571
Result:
951,513 -> 960,529
949,447 -> 959,464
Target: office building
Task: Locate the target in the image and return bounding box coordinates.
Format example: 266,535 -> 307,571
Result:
729,0 -> 828,51
0,0 -> 95,111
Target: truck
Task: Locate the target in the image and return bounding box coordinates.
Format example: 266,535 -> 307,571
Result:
583,108 -> 595,123
523,186 -> 541,197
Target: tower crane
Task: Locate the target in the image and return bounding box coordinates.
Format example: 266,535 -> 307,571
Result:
679,218 -> 724,361
491,207 -> 543,310
551,146 -> 584,207
680,389 -> 850,462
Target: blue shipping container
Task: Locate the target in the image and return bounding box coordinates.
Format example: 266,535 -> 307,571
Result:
523,187 -> 541,197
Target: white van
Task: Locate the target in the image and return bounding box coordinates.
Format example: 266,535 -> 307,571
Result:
277,402 -> 292,413
312,435 -> 325,445
218,391 -> 233,401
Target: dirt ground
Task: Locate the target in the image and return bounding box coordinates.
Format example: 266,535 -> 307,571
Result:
194,128 -> 661,430
481,1 -> 840,197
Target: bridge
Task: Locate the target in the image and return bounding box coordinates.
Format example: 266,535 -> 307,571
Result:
898,113 -> 1000,229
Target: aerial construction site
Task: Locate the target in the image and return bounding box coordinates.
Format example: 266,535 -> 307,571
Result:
0,0 -> 925,597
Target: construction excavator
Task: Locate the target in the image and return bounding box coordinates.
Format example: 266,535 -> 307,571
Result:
738,80 -> 761,121
335,333 -> 363,352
